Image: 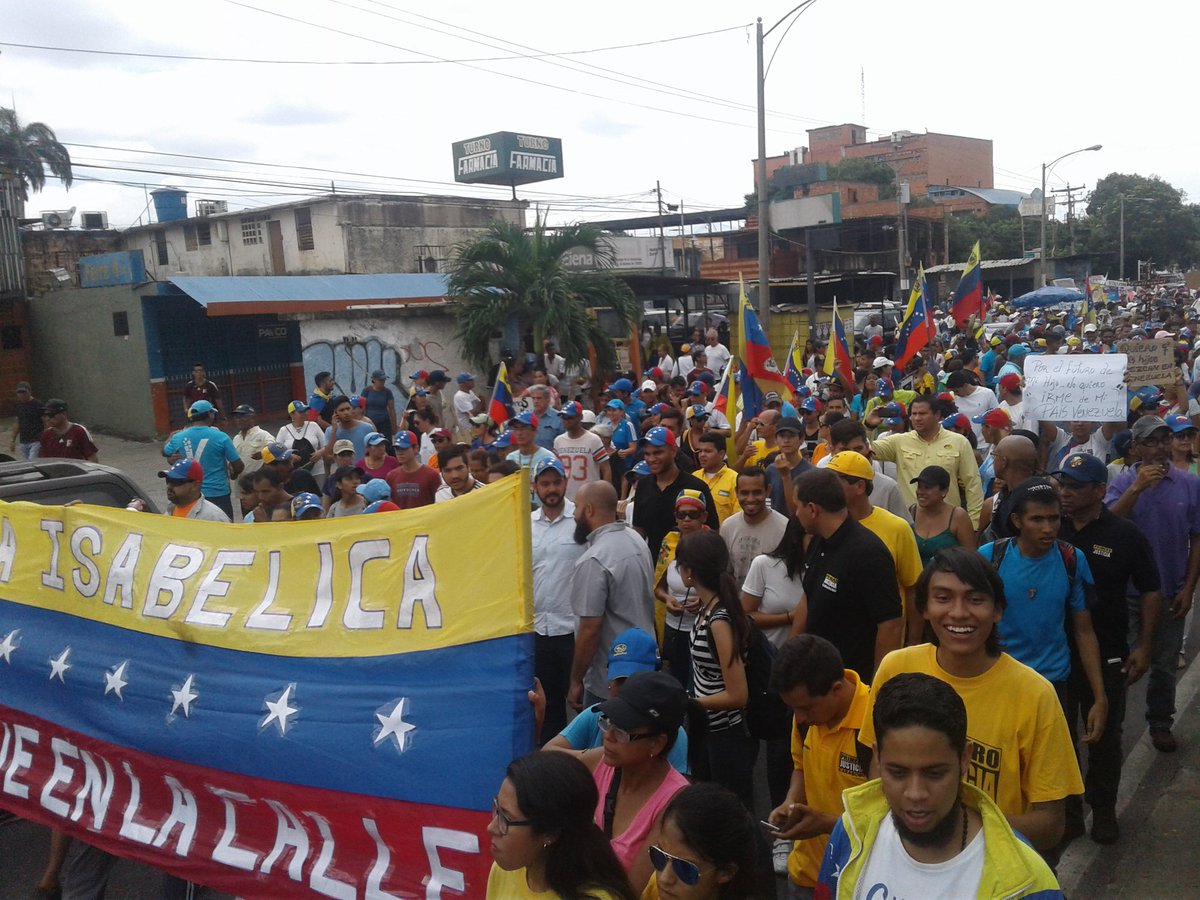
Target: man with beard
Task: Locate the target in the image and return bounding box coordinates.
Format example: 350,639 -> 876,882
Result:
631,425 -> 718,559
567,480 -> 655,710
720,467 -> 790,588
819,674 -> 1062,898
126,459 -> 231,521
434,444 -> 484,501
530,457 -> 584,741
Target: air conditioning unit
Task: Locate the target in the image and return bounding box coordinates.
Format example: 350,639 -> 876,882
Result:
41,208 -> 76,229
80,211 -> 109,230
195,200 -> 229,217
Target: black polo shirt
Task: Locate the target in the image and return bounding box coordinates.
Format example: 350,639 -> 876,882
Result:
1059,507 -> 1161,659
632,468 -> 719,559
802,516 -> 902,682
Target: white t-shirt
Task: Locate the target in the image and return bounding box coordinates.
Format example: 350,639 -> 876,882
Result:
453,389 -> 478,431
952,387 -> 999,447
1047,426 -> 1113,468
740,555 -> 804,648
664,560 -> 697,633
553,430 -> 610,501
719,510 -> 790,588
704,342 -> 732,374
999,399 -> 1038,436
675,356 -> 696,381
857,813 -> 984,900
276,421 -> 328,477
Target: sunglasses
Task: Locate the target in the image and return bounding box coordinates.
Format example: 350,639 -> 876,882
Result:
675,509 -> 704,520
597,714 -> 656,744
648,845 -> 707,886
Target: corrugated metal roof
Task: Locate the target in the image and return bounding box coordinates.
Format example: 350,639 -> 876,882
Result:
924,258 -> 1034,274
165,274 -> 450,315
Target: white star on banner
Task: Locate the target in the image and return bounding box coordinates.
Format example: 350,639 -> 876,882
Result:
261,684 -> 299,736
49,648 -> 72,683
374,697 -> 416,752
170,674 -> 198,718
0,629 -> 19,664
103,661 -> 130,701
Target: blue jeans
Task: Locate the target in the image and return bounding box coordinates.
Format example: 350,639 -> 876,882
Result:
18,441 -> 38,460
1129,592 -> 1186,730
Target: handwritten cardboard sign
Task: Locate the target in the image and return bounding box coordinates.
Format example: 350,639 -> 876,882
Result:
1118,338 -> 1176,388
1024,354 -> 1127,422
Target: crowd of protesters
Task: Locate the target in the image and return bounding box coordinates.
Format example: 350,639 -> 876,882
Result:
15,283 -> 1200,898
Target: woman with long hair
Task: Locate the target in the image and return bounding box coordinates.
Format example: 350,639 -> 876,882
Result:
676,530 -> 756,809
910,465 -> 976,566
488,751 -> 637,899
644,783 -> 761,900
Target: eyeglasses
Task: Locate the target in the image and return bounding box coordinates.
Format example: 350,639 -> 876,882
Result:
1138,436 -> 1168,448
1172,431 -> 1196,439
648,845 -> 707,886
597,714 -> 656,744
675,509 -> 704,520
491,797 -> 532,836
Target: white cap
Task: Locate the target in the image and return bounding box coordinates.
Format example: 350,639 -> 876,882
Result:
1083,323 -> 1097,333
1155,330 -> 1173,339
872,356 -> 893,369
640,379 -> 657,392
581,409 -> 597,425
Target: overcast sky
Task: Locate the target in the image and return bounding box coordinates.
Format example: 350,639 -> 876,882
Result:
4,0 -> 1194,232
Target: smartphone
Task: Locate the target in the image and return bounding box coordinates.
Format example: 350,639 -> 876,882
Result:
760,819 -> 781,832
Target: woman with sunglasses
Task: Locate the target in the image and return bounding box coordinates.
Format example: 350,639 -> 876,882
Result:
644,783 -> 760,899
653,490 -> 712,689
552,671 -> 691,894
488,751 -> 636,899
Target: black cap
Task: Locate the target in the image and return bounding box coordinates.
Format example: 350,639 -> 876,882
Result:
775,416 -> 804,435
43,399 -> 67,415
598,671 -> 686,735
232,403 -> 255,416
945,370 -> 977,389
909,465 -> 950,490
1008,476 -> 1059,511
427,370 -> 449,384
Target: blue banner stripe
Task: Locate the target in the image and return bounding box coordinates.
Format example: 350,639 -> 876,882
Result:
0,600 -> 533,810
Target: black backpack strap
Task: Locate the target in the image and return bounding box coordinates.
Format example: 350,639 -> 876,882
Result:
602,767 -> 622,838
990,537 -> 1012,572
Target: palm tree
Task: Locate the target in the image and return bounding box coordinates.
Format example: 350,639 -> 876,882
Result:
448,213 -> 641,374
0,107 -> 73,201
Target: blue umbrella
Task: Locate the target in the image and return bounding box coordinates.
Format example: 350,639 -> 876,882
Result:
1010,285 -> 1085,309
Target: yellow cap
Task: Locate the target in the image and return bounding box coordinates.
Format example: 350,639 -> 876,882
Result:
825,451 -> 875,481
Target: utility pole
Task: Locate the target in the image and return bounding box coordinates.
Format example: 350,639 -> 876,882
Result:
1051,184 -> 1085,254
656,180 -> 668,275
755,17 -> 770,323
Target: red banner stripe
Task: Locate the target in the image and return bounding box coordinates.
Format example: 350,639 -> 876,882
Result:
0,705 -> 492,898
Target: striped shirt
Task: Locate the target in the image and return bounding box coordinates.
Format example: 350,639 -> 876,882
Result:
690,604 -> 743,732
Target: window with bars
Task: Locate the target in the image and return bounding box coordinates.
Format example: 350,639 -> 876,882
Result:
241,219 -> 263,245
294,208 -> 314,251
152,231 -> 169,265
196,222 -> 212,246
183,224 -> 197,251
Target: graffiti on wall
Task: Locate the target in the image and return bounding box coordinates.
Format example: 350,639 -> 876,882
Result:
301,334 -> 454,406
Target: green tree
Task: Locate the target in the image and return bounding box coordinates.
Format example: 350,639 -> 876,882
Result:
948,206 -> 1030,261
0,108 -> 72,201
448,213 -> 641,374
1083,173 -> 1199,275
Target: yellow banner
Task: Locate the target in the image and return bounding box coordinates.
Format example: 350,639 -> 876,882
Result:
0,474 -> 533,658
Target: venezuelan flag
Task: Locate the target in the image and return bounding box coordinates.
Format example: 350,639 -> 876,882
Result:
737,276 -> 791,400
783,332 -> 804,393
823,298 -> 854,387
950,241 -> 983,328
895,266 -> 933,370
489,361 -> 514,426
0,480 -> 535,898
713,359 -> 732,415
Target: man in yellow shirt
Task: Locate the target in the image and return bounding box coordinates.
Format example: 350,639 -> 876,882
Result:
692,431 -> 740,523
868,394 -> 984,526
767,635 -> 871,892
734,408 -> 780,469
826,450 -> 924,644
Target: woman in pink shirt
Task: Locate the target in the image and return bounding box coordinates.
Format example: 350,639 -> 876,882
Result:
355,431 -> 399,480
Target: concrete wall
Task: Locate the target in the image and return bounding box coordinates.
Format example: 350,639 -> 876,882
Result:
296,308 -> 470,406
29,285 -> 155,438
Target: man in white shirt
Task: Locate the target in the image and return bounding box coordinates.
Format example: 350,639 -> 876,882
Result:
433,444 -> 484,502
231,404 -> 274,515
945,371 -> 999,448
531,457 -> 585,739
553,401 -> 611,500
721,467 -> 790,588
452,372 -> 480,441
704,328 -> 731,375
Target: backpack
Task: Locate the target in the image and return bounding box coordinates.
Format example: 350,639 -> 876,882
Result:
989,537 -> 1096,609
743,623 -> 791,741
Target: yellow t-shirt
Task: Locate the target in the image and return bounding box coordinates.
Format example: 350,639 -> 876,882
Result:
745,438 -> 777,468
693,465 -> 741,523
859,506 -> 923,613
858,645 -> 1083,820
487,863 -> 622,899
787,670 -> 871,887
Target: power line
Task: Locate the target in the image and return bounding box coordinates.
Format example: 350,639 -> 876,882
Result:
0,25 -> 751,66
220,0 -> 810,136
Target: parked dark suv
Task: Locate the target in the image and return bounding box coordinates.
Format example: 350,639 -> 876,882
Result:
0,460 -> 159,512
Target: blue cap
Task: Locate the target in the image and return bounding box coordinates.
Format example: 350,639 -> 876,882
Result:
456,372 -> 476,384
688,404 -> 709,419
287,400 -> 309,415
631,460 -> 652,476
392,430 -> 418,450
1164,413 -> 1196,434
875,378 -> 894,398
1050,453 -> 1109,485
188,400 -> 215,418
158,458 -> 204,482
492,430 -> 514,449
533,457 -> 566,480
1008,344 -> 1030,359
639,426 -> 677,448
687,381 -> 707,396
605,398 -> 626,411
357,479 -> 391,503
364,431 -> 387,446
561,401 -> 582,418
607,628 -> 660,679
512,411 -> 539,428
290,492 -> 324,518
606,378 -> 633,394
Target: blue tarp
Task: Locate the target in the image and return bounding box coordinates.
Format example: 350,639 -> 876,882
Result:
1010,286 -> 1085,309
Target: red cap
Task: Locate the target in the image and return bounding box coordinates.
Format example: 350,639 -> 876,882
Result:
979,408 -> 1013,429
999,373 -> 1022,392
869,335 -> 883,346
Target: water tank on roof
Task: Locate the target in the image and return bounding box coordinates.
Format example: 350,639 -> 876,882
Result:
150,188 -> 188,223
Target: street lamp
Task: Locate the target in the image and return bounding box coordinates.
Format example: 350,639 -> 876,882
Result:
1039,144 -> 1101,287
1119,194 -> 1154,282
756,1 -> 818,325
